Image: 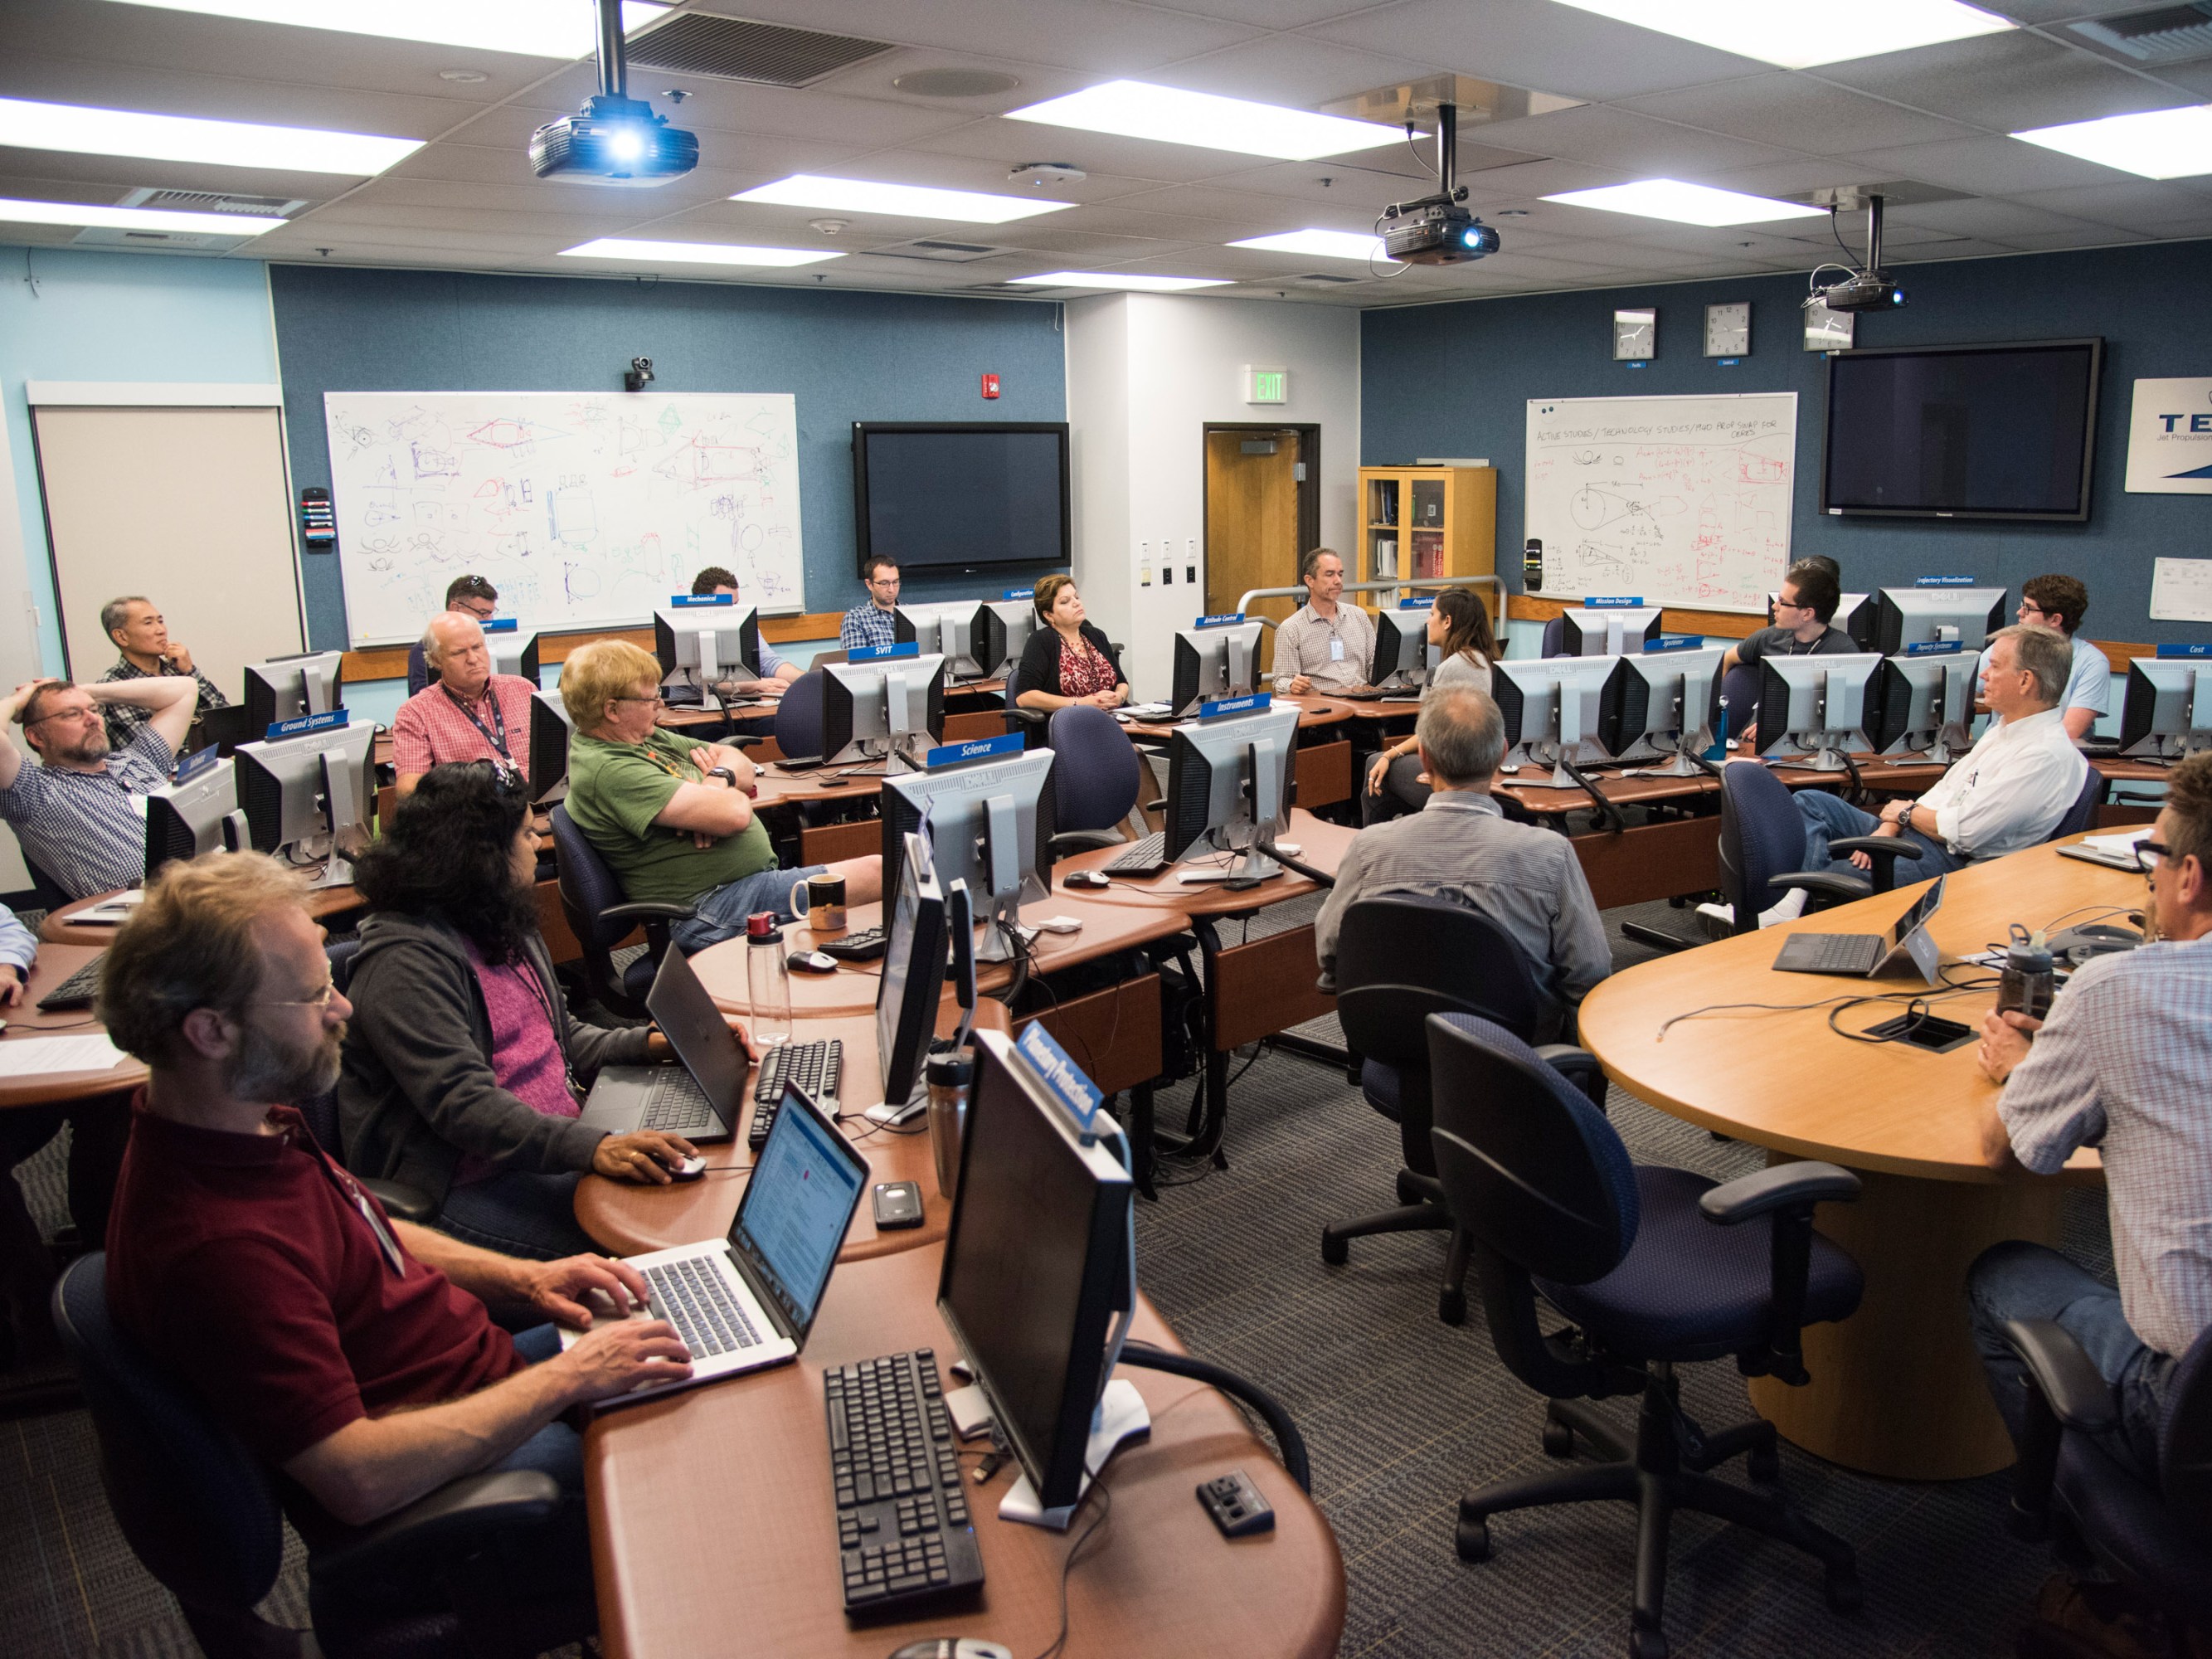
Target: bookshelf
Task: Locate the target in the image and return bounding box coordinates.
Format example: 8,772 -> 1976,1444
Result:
1357,465 -> 1497,612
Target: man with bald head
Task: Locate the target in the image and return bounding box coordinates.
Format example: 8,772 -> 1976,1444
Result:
391,611 -> 539,796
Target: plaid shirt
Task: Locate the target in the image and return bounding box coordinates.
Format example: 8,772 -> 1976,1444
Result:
839,602 -> 898,652
0,724 -> 173,899
391,674 -> 538,780
98,655 -> 229,751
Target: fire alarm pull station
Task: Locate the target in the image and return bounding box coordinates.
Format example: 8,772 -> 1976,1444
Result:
980,373 -> 1000,400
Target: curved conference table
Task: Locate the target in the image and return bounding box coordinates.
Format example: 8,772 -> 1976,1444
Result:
1576,831 -> 2130,1481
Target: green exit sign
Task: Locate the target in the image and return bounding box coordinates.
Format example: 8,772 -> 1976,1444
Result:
1243,365 -> 1287,405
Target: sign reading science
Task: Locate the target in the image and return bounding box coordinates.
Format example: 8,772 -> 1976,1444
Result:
2125,377 -> 2212,495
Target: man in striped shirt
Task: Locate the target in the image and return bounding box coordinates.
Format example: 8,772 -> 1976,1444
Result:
0,674 -> 198,899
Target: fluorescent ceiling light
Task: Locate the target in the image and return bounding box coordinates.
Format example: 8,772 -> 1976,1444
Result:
1549,0 -> 2011,68
0,196 -> 287,234
2011,105 -> 2212,180
1229,228 -> 1393,262
733,174 -> 1073,223
1009,271 -> 1234,292
105,0 -> 669,59
561,237 -> 841,267
1543,178 -> 1828,226
1004,80 -> 1404,161
0,97 -> 422,176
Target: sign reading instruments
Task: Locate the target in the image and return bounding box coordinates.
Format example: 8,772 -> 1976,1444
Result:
2125,377 -> 2212,495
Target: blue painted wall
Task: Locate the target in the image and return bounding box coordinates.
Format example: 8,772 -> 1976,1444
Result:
1362,237 -> 2212,645
268,265 -> 1068,649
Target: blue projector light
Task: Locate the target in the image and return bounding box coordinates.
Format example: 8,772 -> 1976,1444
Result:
529,95 -> 698,185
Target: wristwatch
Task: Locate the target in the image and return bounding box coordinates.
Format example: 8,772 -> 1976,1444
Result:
1891,802 -> 1912,829
707,766 -> 737,788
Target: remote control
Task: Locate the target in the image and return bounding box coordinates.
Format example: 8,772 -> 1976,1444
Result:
1197,1470 -> 1275,1538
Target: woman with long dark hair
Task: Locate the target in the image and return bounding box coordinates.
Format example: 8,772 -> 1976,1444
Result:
1363,588 -> 1499,824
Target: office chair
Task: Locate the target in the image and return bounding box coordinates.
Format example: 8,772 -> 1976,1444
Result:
1719,663 -> 1761,747
1045,703 -> 1147,854
1540,615 -> 1566,657
771,668 -> 827,763
1999,1317 -> 2212,1642
52,1253 -> 588,1659
547,803 -> 693,1018
2050,766 -> 2103,840
23,854 -> 76,916
1427,1014 -> 1864,1658
1320,896 -> 1604,1326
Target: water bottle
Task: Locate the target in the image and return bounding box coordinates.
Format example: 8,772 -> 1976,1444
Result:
926,1048 -> 975,1200
1996,923 -> 2054,1022
745,912 -> 791,1048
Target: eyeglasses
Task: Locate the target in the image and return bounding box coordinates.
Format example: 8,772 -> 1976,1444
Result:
254,980 -> 339,1011
611,694 -> 668,710
1773,596 -> 1808,612
454,599 -> 498,620
2136,839 -> 2172,873
26,705 -> 100,727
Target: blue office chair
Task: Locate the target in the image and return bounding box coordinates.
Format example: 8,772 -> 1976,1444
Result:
1427,1014 -> 1864,1657
22,854 -> 77,914
1046,704 -> 1145,854
1719,663 -> 1762,748
772,668 -> 827,763
52,1253 -> 584,1659
2050,765 -> 2103,840
1541,615 -> 1566,657
548,803 -> 694,1015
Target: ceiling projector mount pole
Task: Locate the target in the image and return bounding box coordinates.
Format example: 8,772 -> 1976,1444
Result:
1378,99 -> 1500,264
596,0 -> 629,101
527,0 -> 698,183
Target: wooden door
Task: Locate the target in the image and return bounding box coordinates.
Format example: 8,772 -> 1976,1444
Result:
1204,430 -> 1301,671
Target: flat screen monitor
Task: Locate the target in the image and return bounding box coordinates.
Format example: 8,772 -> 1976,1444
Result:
527,690 -> 572,805
489,630 -> 541,687
144,758 -> 246,878
876,832 -> 950,1112
1492,657 -> 1618,784
821,653 -> 947,770
881,747 -> 1056,961
895,602 -> 987,679
936,1028 -> 1135,1515
975,601 -> 1037,682
1369,605 -> 1437,691
2118,659 -> 2212,761
1162,702 -> 1300,881
1599,647 -> 1723,770
1769,591 -> 1876,649
1171,622 -> 1262,717
853,423 -> 1071,572
1869,654 -> 1976,761
1756,652 -> 1884,770
1821,338 -> 2103,521
655,606 -> 761,690
1560,607 -> 1663,657
244,652 -> 344,733
1874,587 -> 2008,655
233,720 -> 376,884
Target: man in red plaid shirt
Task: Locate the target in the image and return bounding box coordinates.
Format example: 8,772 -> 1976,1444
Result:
391,613 -> 538,796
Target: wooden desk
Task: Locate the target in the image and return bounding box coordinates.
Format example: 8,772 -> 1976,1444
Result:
586,1243 -> 1344,1659
1575,834 -> 2131,1481
41,883 -> 363,946
1117,695 -> 1351,742
0,945 -> 148,1107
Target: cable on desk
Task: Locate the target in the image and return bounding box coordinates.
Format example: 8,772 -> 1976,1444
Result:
1030,1456 -> 1114,1659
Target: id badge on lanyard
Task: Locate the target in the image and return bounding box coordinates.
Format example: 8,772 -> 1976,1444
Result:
353,1191 -> 408,1277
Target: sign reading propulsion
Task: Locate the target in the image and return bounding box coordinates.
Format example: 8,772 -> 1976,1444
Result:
2125,377 -> 2212,495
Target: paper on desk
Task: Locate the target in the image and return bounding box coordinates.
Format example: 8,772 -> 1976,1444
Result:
0,1034 -> 131,1076
2081,825 -> 2155,855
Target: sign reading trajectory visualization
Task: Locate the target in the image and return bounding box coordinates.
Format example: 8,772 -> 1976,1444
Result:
323,391 -> 805,647
1524,392 -> 1796,615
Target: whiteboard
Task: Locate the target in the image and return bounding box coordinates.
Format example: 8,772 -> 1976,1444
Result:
323,392 -> 805,646
1524,392 -> 1796,614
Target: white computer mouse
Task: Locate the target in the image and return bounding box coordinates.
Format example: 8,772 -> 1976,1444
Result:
670,1155 -> 707,1182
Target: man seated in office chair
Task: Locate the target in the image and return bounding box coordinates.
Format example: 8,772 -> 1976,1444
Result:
689,565 -> 802,700
100,854 -> 692,1615
1976,573 -> 2110,742
0,674 -> 198,899
1967,747 -> 2212,1488
407,572 -> 498,696
1273,547 -> 1375,698
391,611 -> 539,797
1315,684 -> 1611,1043
840,555 -> 902,653
1720,560 -> 1857,750
95,594 -> 231,752
559,639 -> 882,951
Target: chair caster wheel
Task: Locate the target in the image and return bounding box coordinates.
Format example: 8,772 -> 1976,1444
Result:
1454,1516 -> 1490,1564
1747,1443 -> 1779,1482
1437,1287 -> 1466,1326
1542,1420 -> 1575,1458
1320,1230 -> 1348,1267
1825,1569 -> 1863,1615
1394,1170 -> 1425,1205
1629,1623 -> 1670,1659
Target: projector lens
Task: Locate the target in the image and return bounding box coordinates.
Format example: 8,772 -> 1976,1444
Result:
609,129 -> 645,162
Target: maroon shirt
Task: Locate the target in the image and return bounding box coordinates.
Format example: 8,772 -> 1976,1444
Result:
105,1094 -> 523,1501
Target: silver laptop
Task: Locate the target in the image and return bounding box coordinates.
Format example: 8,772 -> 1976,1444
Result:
564,1081 -> 868,1403
575,948 -> 743,1145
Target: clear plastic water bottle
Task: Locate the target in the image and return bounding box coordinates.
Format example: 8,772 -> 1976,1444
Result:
745,912 -> 790,1048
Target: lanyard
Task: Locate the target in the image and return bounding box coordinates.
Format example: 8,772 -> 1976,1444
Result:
442,681 -> 513,762
302,1133 -> 408,1277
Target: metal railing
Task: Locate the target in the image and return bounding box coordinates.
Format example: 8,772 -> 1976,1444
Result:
1233,573 -> 1506,627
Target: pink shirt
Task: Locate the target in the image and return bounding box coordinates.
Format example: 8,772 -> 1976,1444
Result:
391,674 -> 537,779
452,937 -> 578,1186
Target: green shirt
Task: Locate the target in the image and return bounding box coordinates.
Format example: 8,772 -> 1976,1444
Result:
565,728 -> 777,907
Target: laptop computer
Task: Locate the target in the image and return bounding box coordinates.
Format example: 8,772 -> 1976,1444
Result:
1772,875 -> 1947,985
574,948 -> 743,1145
562,1080 -> 868,1404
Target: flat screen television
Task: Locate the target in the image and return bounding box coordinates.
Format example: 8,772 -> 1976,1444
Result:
852,422 -> 1070,572
1819,338 -> 2102,522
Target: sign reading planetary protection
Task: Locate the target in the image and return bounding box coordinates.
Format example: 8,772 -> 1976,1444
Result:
2126,377 -> 2212,495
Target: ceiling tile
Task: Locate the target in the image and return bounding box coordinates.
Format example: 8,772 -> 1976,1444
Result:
1810,30 -> 2187,131
2015,178 -> 2212,228
1463,104 -> 1804,177
1621,73 -> 1981,153
0,48 -> 472,139
1999,225 -> 2154,249
1144,34 -> 1437,109
1840,134 -> 2127,195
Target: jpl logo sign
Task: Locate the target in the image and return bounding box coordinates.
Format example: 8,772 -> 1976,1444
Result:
2125,377 -> 2212,495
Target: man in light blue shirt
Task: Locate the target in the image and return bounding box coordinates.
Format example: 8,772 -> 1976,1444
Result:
688,567 -> 798,697
0,900 -> 34,1005
1977,574 -> 2107,740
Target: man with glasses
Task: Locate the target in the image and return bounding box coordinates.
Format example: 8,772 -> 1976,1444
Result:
100,854 -> 687,1638
1719,561 -> 1855,750
1975,574 -> 2109,741
407,574 -> 499,696
95,595 -> 231,751
391,612 -> 539,797
840,557 -> 902,652
1967,747 -> 2212,1491
689,567 -> 800,698
0,674 -> 197,898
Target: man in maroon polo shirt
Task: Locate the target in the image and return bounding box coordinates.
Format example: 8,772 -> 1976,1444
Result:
99,854 -> 692,1627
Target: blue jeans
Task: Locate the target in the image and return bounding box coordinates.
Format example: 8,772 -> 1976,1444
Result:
1966,1240 -> 2173,1482
1791,787 -> 1966,882
436,1168 -> 597,1262
672,861 -> 828,953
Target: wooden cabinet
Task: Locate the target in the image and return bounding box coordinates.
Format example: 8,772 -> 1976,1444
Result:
1356,465 -> 1497,607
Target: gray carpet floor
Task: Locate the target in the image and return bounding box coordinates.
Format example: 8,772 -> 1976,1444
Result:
0,890 -> 2113,1658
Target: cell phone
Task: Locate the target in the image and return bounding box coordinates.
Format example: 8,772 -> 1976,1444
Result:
872,1180 -> 924,1229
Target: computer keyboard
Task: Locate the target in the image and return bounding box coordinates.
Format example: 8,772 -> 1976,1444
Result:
1103,831 -> 1170,877
640,1256 -> 762,1360
1772,932 -> 1884,976
639,1068 -> 719,1134
825,1347 -> 983,1618
751,1039 -> 842,1146
36,955 -> 105,1013
818,927 -> 887,961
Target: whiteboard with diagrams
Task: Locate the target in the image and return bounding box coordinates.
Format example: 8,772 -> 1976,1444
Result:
323,392 -> 805,646
1524,392 -> 1797,614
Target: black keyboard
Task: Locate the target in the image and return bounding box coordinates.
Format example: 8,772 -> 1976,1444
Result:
36,955 -> 105,1013
1772,932 -> 1885,977
640,1254 -> 763,1360
639,1068 -> 719,1134
825,1348 -> 983,1618
1103,831 -> 1169,877
818,927 -> 888,961
751,1039 -> 842,1146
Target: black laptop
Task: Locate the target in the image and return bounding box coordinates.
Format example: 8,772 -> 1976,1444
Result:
1772,876 -> 1947,985
574,948 -> 743,1144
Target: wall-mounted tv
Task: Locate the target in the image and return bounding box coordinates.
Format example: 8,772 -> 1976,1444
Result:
1820,338 -> 2103,523
852,422 -> 1071,572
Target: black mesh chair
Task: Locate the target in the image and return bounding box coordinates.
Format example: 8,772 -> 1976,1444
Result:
548,803 -> 693,1018
22,854 -> 76,915
1320,896 -> 1602,1326
1429,1013 -> 1866,1658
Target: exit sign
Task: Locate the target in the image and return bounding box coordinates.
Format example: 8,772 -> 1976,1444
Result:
1243,365 -> 1287,405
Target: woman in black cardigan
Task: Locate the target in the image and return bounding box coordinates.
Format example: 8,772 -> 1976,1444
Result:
1011,574 -> 1130,712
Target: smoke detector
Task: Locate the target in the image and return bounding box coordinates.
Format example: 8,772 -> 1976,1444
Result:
1008,163 -> 1085,188
809,217 -> 850,235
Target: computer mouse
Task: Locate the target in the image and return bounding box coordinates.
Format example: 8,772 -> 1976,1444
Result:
1065,868 -> 1111,890
787,950 -> 839,973
2073,923 -> 2142,943
887,1642 -> 1011,1659
670,1155 -> 707,1182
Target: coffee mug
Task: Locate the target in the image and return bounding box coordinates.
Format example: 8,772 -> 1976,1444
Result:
795,872 -> 847,933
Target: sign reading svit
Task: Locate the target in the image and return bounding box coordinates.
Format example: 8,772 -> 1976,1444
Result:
2125,377 -> 2212,495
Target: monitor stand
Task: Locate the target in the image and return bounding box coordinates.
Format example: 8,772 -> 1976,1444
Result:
1769,731 -> 1853,772
994,1379 -> 1151,1533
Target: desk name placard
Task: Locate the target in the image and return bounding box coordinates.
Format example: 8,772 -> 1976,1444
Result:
173,744 -> 222,783
2156,642 -> 2212,659
266,708 -> 349,742
668,593 -> 734,608
1904,641 -> 1966,657
1194,611 -> 1246,629
1647,634 -> 1703,653
1015,1021 -> 1106,1141
1198,692 -> 1269,720
926,731 -> 1026,770
1913,575 -> 1976,587
480,617 -> 519,634
849,641 -> 921,662
1584,596 -> 1645,608
1398,596 -> 1433,610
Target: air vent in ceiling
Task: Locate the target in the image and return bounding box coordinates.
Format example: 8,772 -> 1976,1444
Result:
626,12 -> 894,87
72,226 -> 238,251
965,282 -> 1043,296
119,187 -> 307,216
873,238 -> 1004,263
2069,3 -> 2212,63
1294,272 -> 1362,285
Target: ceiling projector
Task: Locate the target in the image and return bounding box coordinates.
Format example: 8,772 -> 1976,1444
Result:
1806,192 -> 1905,314
1378,103 -> 1498,266
529,0 -> 697,185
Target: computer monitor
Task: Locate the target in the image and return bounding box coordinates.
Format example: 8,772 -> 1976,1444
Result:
1874,587 -> 2007,655
821,652 -> 947,772
1869,654 -> 1976,763
895,602 -> 987,679
244,651 -> 344,732
1599,647 -> 1723,773
1767,591 -> 1875,649
2118,659 -> 2212,761
1369,604 -> 1437,692
877,832 -> 950,1112
488,629 -> 541,687
1756,652 -> 1884,771
527,690 -> 572,805
654,605 -> 761,691
975,600 -> 1037,682
937,1027 -> 1136,1521
1161,702 -> 1300,881
233,720 -> 377,887
1171,621 -> 1262,717
881,747 -> 1055,961
143,759 -> 247,878
1491,658 -> 1619,786
1559,606 -> 1663,656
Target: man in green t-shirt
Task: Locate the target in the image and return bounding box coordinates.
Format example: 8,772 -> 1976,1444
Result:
561,640 -> 882,951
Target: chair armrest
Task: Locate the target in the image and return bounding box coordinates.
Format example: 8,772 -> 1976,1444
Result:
2002,1318 -> 2118,1433
726,733 -> 768,750
1004,707 -> 1048,727
359,1179 -> 436,1226
1699,1161 -> 1861,1225
1050,829 -> 1124,855
599,901 -> 698,926
1824,837 -> 1925,864
1767,870 -> 1872,907
1534,1044 -> 1607,1107
311,1471 -> 561,1592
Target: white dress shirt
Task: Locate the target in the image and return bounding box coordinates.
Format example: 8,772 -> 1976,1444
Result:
1914,705 -> 2088,859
